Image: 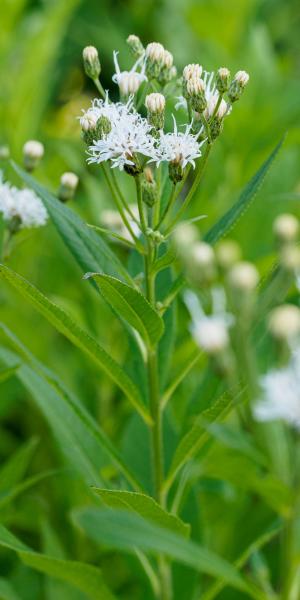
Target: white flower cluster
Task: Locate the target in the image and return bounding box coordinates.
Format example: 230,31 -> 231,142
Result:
86,98 -> 156,170
0,174 -> 48,229
83,96 -> 203,171
154,118 -> 205,169
254,347 -> 300,429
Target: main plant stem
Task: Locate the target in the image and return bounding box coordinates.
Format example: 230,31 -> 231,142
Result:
144,243 -> 172,600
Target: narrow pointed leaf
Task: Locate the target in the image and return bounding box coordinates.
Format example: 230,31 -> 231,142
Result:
0,364 -> 19,383
93,489 -> 190,537
0,336 -> 141,490
205,137 -> 285,244
0,265 -> 151,425
12,162 -> 132,284
0,524 -> 116,600
85,273 -> 164,347
165,391 -> 236,491
74,508 -> 253,596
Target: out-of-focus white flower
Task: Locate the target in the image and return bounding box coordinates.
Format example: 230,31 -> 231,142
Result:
0,174 -> 48,229
87,102 -> 156,170
101,206 -> 140,242
23,140 -> 44,171
254,348 -> 300,428
152,117 -> 205,169
185,288 -> 234,355
112,51 -> 147,96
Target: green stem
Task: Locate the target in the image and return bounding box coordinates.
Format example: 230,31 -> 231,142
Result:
110,169 -> 140,225
101,164 -> 141,248
164,143 -> 212,235
93,77 -> 106,99
135,175 -> 147,234
156,184 -> 177,229
144,236 -> 171,600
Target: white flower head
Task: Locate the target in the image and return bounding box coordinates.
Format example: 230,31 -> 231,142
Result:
112,51 -> 147,96
202,71 -> 229,119
80,92 -> 129,132
0,175 -> 48,229
153,117 -> 205,169
254,348 -> 300,429
185,288 -> 233,355
87,101 -> 156,171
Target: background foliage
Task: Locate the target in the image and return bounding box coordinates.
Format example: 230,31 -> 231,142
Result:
0,0 -> 300,598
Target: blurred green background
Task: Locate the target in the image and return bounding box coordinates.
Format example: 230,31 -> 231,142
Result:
0,0 -> 300,597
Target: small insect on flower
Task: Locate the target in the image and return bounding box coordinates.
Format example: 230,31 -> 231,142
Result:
112,51 -> 147,97
254,347 -> 300,429
0,174 -> 48,230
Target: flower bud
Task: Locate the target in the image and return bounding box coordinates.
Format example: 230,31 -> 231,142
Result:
280,246 -> 300,273
58,172 -> 79,202
186,77 -> 206,113
145,42 -> 165,78
269,304 -> 300,342
0,145 -> 9,160
23,140 -> 44,171
158,50 -> 175,84
228,70 -> 249,103
169,159 -> 184,184
215,240 -> 242,272
273,213 -> 299,246
126,34 -> 144,58
216,67 -> 231,93
193,319 -> 229,355
187,241 -> 216,285
183,63 -> 203,82
228,261 -> 259,292
145,93 -> 165,129
172,223 -> 199,253
83,46 -> 101,80
118,72 -> 142,97
142,169 -> 158,207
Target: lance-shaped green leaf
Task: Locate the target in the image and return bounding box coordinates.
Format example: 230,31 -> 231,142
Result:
93,489 -> 190,537
0,332 -> 142,491
0,578 -> 22,600
12,162 -> 132,284
205,137 -> 285,244
73,508 -> 253,596
84,273 -> 164,347
0,524 -> 116,600
165,391 -> 237,491
0,265 -> 152,425
0,364 -> 19,383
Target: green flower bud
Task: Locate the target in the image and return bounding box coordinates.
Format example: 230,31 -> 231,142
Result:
23,140 -> 44,172
145,42 -> 165,79
228,70 -> 249,103
83,46 -> 101,80
58,172 -> 79,203
169,160 -> 184,184
186,77 -> 206,113
126,34 -> 144,58
142,168 -> 158,207
216,67 -> 231,93
145,93 -> 166,130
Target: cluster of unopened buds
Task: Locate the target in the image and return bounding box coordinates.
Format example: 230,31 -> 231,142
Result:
80,35 -> 250,192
